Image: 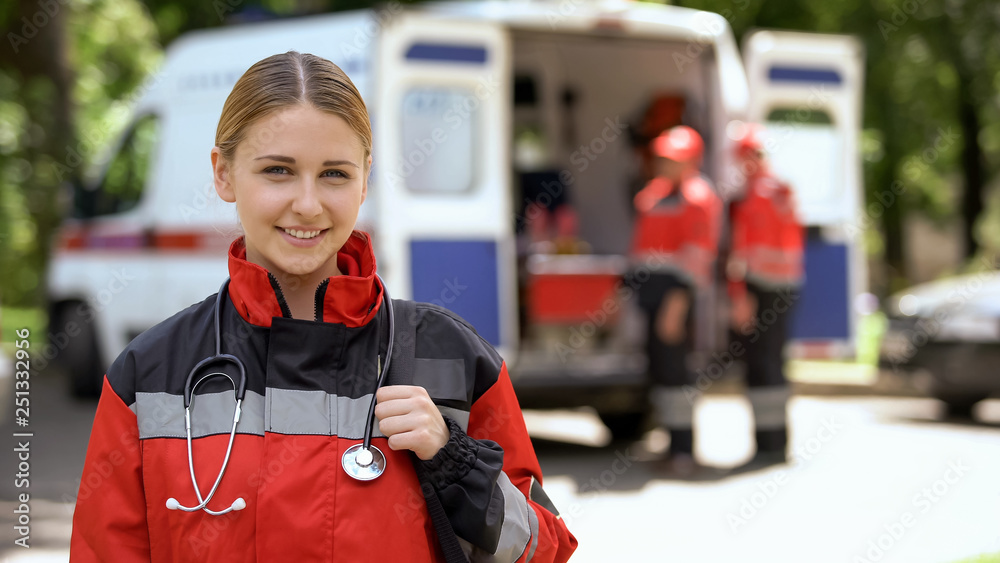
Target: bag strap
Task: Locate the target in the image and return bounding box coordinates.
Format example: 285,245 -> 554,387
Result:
389,299 -> 470,563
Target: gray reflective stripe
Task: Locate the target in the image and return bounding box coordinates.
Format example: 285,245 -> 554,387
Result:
133,388 -> 469,440
746,271 -> 802,290
414,358 -> 467,402
495,472 -> 533,561
134,390 -> 266,439
749,386 -> 790,429
461,472 -> 533,562
652,386 -> 695,429
438,406 -> 469,433
266,389 -> 387,439
525,501 -> 540,561
457,538 -> 476,560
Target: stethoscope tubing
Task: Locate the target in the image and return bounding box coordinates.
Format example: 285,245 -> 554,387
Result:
362,281 -> 393,452
168,275 -> 393,515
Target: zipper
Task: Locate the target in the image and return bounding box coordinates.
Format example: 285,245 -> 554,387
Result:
266,272 -> 293,319
313,278 -> 330,322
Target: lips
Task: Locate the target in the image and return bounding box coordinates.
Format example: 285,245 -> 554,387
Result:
276,226 -> 329,247
282,227 -> 324,239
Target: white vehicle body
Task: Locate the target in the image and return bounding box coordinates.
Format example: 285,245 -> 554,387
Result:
47,1 -> 867,419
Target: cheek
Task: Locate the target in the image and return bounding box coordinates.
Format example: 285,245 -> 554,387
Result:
238,190 -> 283,223
331,186 -> 365,213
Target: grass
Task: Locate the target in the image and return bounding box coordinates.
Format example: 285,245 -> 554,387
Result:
0,306 -> 47,354
952,554 -> 1000,563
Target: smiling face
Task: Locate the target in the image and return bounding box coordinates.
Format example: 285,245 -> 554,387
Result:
212,104 -> 371,282
653,156 -> 685,181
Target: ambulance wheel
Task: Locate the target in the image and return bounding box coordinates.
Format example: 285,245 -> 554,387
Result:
600,411 -> 651,442
935,392 -> 986,419
50,303 -> 104,398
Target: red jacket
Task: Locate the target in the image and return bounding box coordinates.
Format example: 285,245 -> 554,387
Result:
630,175 -> 721,289
70,231 -> 577,562
728,174 -> 805,299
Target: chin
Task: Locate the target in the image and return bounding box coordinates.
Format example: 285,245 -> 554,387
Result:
278,252 -> 336,277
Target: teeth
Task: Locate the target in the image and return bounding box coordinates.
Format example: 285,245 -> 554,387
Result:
282,228 -> 322,239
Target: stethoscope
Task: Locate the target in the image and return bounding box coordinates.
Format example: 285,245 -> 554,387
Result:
166,275 -> 394,516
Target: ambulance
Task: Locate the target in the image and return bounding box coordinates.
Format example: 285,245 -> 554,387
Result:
47,0 -> 866,438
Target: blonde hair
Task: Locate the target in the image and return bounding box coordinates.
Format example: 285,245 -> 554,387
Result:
215,51 -> 371,172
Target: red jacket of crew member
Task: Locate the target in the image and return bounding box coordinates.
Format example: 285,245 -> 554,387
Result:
727,124 -> 805,301
631,126 -> 720,289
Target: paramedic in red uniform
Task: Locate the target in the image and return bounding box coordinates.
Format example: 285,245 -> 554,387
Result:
727,123 -> 805,466
69,51 -> 576,562
630,126 -> 720,475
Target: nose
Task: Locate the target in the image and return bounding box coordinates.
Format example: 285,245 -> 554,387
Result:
291,178 -> 323,219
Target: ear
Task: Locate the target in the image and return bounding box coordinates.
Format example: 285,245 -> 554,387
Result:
359,154 -> 372,206
211,147 -> 236,203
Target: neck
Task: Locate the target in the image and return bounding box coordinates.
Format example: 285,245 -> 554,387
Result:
247,248 -> 343,321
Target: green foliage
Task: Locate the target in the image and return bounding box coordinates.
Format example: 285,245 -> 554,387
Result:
0,69 -> 60,307
0,307 -> 46,352
69,0 -> 163,178
0,0 -> 161,308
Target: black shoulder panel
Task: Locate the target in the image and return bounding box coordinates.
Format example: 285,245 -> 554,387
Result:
411,302 -> 505,405
105,293 -> 270,404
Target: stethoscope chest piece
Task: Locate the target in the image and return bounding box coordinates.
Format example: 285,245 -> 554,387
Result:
342,444 -> 386,481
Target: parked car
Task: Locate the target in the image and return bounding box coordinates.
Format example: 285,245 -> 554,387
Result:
880,270 -> 1000,416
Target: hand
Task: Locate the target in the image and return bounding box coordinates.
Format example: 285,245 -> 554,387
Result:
656,289 -> 690,345
730,293 -> 758,330
375,385 -> 450,461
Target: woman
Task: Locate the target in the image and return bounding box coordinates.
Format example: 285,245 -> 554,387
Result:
70,51 -> 577,562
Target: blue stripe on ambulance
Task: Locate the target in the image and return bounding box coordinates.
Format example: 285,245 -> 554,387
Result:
410,239 -> 501,346
790,239 -> 850,340
768,65 -> 842,85
405,43 -> 488,64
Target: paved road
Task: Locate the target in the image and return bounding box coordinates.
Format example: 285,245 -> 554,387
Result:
1,371 -> 998,562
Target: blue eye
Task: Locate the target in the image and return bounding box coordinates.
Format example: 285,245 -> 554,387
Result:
324,170 -> 348,179
263,166 -> 288,175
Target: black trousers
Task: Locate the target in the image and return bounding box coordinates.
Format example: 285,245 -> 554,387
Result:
639,273 -> 696,454
735,284 -> 799,453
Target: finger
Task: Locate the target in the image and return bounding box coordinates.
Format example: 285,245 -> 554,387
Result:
378,413 -> 413,437
376,385 -> 426,402
374,397 -> 414,420
378,411 -> 436,437
385,428 -> 434,454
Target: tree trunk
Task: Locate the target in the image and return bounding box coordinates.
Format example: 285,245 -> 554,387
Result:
0,0 -> 75,307
957,82 -> 983,260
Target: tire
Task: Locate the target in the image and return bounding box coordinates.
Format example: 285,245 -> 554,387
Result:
934,391 -> 987,419
49,303 -> 104,398
599,411 -> 651,442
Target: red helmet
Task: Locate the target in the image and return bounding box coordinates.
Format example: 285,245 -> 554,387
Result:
650,125 -> 703,163
733,122 -> 765,156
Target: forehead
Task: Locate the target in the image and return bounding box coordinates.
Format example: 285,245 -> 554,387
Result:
236,104 -> 364,159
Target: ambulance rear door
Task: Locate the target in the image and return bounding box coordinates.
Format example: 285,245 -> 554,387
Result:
375,12 -> 516,355
742,30 -> 866,359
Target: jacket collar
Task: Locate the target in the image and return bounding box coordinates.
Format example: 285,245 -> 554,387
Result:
226,230 -> 384,328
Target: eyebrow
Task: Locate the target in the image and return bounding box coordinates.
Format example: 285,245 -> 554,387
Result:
254,154 -> 359,168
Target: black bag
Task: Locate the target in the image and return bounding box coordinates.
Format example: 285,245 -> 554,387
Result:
388,299 -> 470,563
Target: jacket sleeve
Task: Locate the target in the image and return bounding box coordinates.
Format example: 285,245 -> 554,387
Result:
70,375 -> 150,561
419,360 -> 578,563
727,198 -> 749,302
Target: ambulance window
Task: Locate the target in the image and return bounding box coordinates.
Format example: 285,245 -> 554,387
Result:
766,108 -> 833,125
76,114 -> 159,218
400,88 -> 478,193
763,107 -> 840,225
